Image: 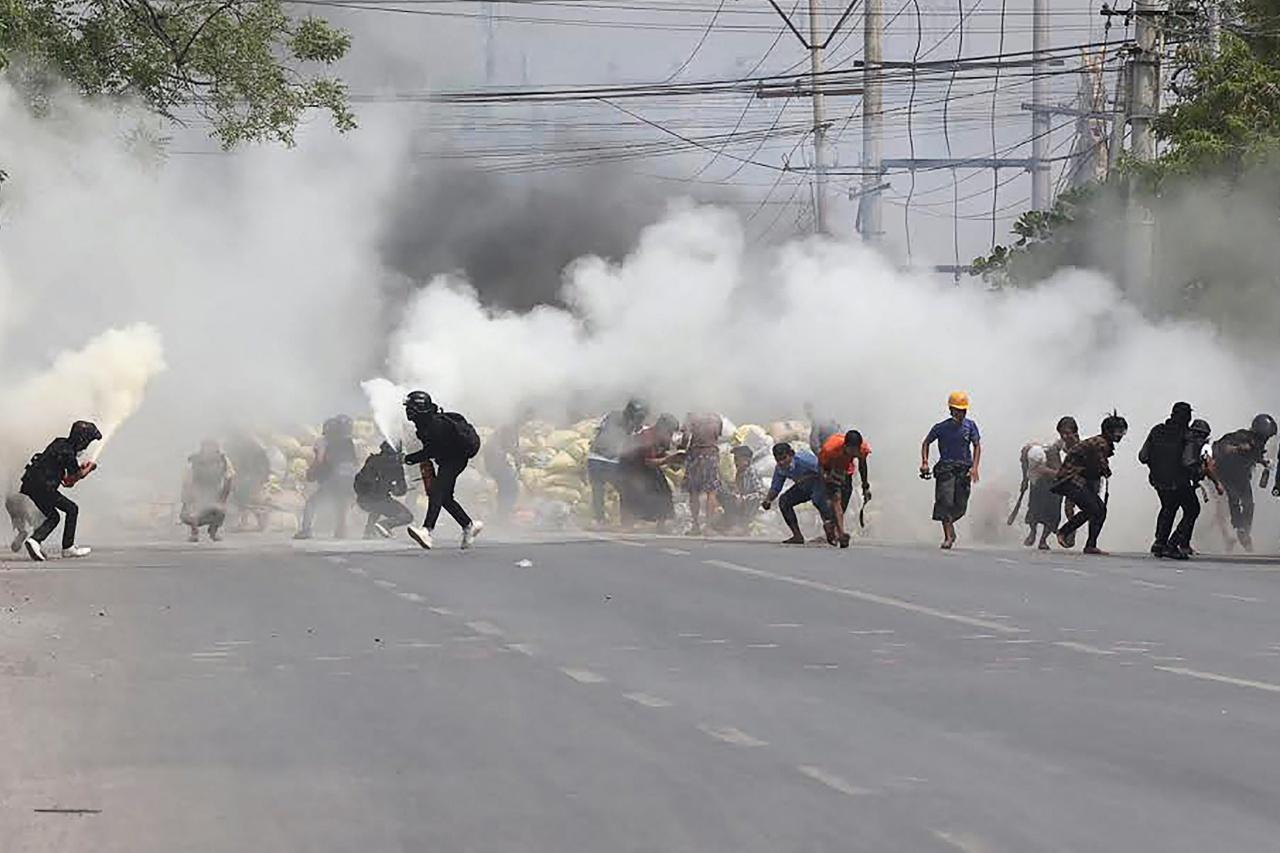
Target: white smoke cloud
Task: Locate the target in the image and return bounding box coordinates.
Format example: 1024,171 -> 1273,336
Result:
0,323 -> 166,478
372,202 -> 1275,548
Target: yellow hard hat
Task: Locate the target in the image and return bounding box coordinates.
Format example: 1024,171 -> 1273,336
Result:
948,390 -> 970,410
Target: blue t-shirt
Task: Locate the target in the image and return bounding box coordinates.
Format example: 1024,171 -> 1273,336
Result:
769,448 -> 822,496
926,417 -> 981,465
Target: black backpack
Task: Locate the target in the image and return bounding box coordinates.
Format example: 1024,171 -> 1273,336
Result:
444,412 -> 482,459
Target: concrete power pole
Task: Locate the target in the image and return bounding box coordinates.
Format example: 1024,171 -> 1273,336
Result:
1031,0 -> 1051,210
1127,0 -> 1161,297
808,0 -> 831,234
1207,0 -> 1221,59
859,0 -> 883,239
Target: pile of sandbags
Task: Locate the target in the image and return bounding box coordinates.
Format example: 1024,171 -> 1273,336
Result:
513,420 -> 596,517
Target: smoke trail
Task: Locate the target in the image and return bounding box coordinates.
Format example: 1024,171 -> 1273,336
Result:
0,323 -> 166,478
370,202 -> 1275,547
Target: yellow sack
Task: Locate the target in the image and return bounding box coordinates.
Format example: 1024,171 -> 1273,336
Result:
548,429 -> 581,449
543,485 -> 583,503
544,472 -> 586,490
546,451 -> 579,474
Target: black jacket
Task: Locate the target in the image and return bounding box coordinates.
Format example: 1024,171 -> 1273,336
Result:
354,451 -> 408,499
405,412 -> 475,465
21,438 -> 80,493
1139,420 -> 1189,489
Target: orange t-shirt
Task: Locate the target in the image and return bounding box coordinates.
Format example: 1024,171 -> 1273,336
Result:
819,433 -> 871,475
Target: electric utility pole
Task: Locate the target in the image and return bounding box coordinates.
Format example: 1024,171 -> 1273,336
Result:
1127,0 -> 1161,297
809,0 -> 831,233
1031,0 -> 1051,210
859,0 -> 883,238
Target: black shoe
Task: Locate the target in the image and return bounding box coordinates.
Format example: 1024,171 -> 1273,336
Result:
781,534 -> 805,545
1151,543 -> 1165,558
1023,530 -> 1037,547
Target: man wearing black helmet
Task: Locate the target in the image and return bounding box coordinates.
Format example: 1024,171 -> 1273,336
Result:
19,420 -> 101,561
1213,413 -> 1276,552
294,415 -> 358,540
402,391 -> 484,550
1053,413 -> 1127,555
586,399 -> 647,526
1139,402 -> 1197,559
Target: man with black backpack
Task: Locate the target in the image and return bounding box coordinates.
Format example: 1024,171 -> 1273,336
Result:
19,420 -> 101,561
402,391 -> 484,550
1139,402 -> 1197,559
1215,413 -> 1276,551
354,441 -> 413,539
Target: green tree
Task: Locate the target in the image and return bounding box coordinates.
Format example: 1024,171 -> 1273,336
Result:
0,0 -> 354,148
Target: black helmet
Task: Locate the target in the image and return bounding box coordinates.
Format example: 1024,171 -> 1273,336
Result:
623,398 -> 649,425
404,391 -> 436,419
1101,412 -> 1128,443
1055,415 -> 1079,435
1189,418 -> 1212,438
1171,401 -> 1193,424
68,420 -> 102,451
1251,413 -> 1277,440
323,414 -> 353,437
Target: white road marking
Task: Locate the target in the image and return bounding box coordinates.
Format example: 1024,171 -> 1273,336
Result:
746,643 -> 780,649
768,623 -> 802,628
190,652 -> 229,659
560,667 -> 608,684
398,642 -> 442,649
1150,655 -> 1186,662
346,567 -> 368,577
995,558 -> 1019,565
397,592 -> 426,603
960,634 -> 998,640
214,640 -> 253,647
697,639 -> 728,645
466,620 -> 505,637
932,830 -> 993,853
1053,641 -> 1115,656
1051,567 -> 1094,577
1002,639 -> 1034,644
803,663 -> 840,670
323,556 -> 348,565
314,656 -> 352,662
613,539 -> 647,548
661,547 -> 691,556
428,607 -> 455,616
1132,579 -> 1172,590
702,559 -> 1026,635
677,633 -> 703,638
848,629 -> 894,635
697,724 -> 767,747
373,580 -> 398,590
1154,665 -> 1280,694
1212,593 -> 1264,603
797,765 -> 873,796
506,643 -> 537,656
623,692 -> 673,708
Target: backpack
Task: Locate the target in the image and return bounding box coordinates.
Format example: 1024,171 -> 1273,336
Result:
1144,423 -> 1186,485
443,412 -> 482,459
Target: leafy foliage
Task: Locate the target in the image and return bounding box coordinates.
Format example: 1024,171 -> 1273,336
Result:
0,0 -> 354,147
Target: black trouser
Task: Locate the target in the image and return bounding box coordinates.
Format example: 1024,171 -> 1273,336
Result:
778,478 -> 833,532
358,495 -> 413,534
22,485 -> 78,549
1055,480 -> 1106,548
1154,483 -> 1200,551
426,458 -> 473,530
1218,461 -> 1254,535
588,458 -> 620,523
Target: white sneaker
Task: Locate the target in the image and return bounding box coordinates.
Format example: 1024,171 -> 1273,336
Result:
407,526 -> 433,550
461,520 -> 484,550
23,538 -> 45,562
63,546 -> 91,559
373,522 -> 391,539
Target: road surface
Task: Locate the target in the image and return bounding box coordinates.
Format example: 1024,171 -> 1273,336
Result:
3,534 -> 1280,851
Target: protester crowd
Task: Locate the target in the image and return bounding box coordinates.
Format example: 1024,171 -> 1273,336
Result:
7,390 -> 1279,561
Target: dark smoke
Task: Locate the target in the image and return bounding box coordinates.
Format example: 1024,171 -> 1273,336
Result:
378,159 -> 734,311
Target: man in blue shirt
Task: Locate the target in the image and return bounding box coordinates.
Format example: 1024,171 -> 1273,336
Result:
920,391 -> 982,549
763,442 -> 835,545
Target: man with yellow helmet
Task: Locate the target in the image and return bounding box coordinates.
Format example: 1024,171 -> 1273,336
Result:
920,391 -> 982,549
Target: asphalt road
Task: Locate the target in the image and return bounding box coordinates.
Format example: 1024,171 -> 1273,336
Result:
3,533 -> 1280,852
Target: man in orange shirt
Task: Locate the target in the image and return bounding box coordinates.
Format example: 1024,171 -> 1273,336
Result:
819,429 -> 872,548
